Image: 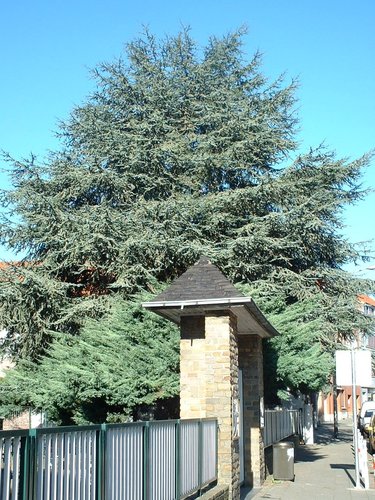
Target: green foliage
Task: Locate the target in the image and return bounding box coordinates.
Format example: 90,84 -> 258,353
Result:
266,298 -> 334,398
0,296 -> 179,424
0,28 -> 374,416
243,276 -> 375,400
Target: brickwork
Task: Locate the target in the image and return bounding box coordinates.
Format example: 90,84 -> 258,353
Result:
199,484 -> 230,500
145,257 -> 272,498
3,411 -> 30,430
180,316 -> 206,418
229,314 -> 240,498
180,311 -> 240,499
2,411 -> 43,431
205,312 -> 240,499
238,335 -> 265,487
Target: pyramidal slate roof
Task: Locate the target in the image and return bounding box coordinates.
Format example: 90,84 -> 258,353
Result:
149,256 -> 244,303
143,256 -> 278,338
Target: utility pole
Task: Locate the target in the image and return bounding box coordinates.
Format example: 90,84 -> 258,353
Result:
336,347 -> 371,490
332,373 -> 338,438
351,346 -> 360,489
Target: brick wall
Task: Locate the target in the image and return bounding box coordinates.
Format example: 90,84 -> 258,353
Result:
179,311 -> 266,495
239,335 -> 265,487
3,411 -> 30,430
180,311 -> 240,498
180,315 -> 206,418
199,484 -> 230,500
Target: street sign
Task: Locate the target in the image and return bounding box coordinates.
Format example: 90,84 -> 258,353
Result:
335,350 -> 372,387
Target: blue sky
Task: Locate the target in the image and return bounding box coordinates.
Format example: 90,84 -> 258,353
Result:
1,0 -> 374,276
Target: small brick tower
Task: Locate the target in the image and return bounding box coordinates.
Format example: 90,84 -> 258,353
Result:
143,257 -> 278,498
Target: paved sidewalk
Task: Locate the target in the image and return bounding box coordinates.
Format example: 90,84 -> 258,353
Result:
246,422 -> 375,499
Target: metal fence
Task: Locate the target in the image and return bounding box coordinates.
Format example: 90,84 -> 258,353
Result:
0,418 -> 217,500
264,409 -> 300,448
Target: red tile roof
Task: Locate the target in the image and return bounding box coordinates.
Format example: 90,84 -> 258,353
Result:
358,294 -> 375,307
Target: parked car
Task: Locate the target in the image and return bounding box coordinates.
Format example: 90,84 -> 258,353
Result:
358,401 -> 375,435
362,409 -> 375,436
368,413 -> 375,453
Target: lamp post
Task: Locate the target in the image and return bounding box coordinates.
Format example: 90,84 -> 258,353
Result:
351,346 -> 361,489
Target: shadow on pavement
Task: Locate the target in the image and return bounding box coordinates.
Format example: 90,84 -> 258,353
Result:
292,423 -> 353,464
315,422 -> 353,445
294,445 -> 326,463
330,463 -> 356,487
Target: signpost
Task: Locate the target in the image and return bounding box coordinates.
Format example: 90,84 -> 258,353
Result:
350,348 -> 360,489
335,348 -> 372,489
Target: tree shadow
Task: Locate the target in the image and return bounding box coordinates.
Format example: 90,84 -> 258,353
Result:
293,424 -> 354,464
315,423 -> 353,445
294,445 -> 326,463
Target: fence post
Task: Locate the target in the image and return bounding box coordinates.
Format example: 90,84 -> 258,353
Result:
19,434 -> 30,500
175,421 -> 181,500
98,424 -> 106,500
27,429 -> 37,500
197,419 -> 203,496
143,422 -> 150,500
215,420 -> 219,481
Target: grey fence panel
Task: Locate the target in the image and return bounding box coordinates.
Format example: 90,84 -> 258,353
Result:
1,434 -> 26,500
11,436 -> 21,500
264,409 -> 299,447
0,418 -> 218,500
180,420 -> 199,497
201,420 -> 217,485
0,438 -> 11,500
149,421 -> 176,500
105,424 -> 143,500
273,412 -> 279,442
264,413 -> 271,448
35,428 -> 98,500
2,438 -> 11,500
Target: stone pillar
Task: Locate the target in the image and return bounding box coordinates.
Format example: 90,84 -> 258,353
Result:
180,312 -> 240,499
180,316 -> 206,418
238,336 -> 265,487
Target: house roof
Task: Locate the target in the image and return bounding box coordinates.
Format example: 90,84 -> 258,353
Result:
143,256 -> 278,338
0,261 -> 35,270
358,294 -> 375,308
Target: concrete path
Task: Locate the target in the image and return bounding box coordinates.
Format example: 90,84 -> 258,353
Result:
245,422 -> 375,499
